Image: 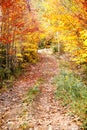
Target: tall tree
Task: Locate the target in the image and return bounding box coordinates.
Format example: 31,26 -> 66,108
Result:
0,0 -> 39,80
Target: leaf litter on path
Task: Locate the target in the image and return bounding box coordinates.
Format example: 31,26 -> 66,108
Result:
0,51 -> 81,130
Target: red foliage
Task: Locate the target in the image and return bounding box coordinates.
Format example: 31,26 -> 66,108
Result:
0,0 -> 39,44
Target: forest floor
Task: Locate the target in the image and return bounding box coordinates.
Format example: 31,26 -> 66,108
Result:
0,49 -> 80,130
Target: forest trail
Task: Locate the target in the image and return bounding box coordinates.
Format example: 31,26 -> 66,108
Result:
0,49 -> 80,130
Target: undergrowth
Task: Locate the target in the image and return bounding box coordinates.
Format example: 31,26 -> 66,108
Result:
22,78 -> 44,103
0,67 -> 22,92
23,86 -> 40,103
54,67 -> 87,129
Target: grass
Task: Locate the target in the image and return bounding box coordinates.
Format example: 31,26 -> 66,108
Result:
23,78 -> 45,103
23,86 -> 40,103
54,68 -> 87,129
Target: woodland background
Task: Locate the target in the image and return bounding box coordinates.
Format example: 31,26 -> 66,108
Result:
0,0 -> 87,129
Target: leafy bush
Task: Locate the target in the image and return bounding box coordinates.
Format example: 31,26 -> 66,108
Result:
52,43 -> 65,54
38,39 -> 46,49
38,38 -> 52,49
21,43 -> 38,65
52,44 -> 58,53
54,68 -> 87,129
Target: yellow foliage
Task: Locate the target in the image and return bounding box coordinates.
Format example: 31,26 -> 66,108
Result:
20,32 -> 38,64
31,0 -> 87,66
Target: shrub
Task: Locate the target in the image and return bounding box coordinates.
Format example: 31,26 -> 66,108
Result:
52,43 -> 65,54
54,68 -> 87,129
52,44 -> 58,53
21,43 -> 38,65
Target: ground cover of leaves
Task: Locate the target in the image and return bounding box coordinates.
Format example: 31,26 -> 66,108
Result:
0,50 -> 81,130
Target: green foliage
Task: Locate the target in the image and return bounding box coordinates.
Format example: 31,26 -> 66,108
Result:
0,44 -> 6,67
0,66 -> 21,90
54,68 -> 87,129
23,86 -> 40,103
52,44 -> 58,53
55,69 -> 87,100
52,43 -> 65,54
22,78 -> 44,103
1,67 -> 13,80
39,38 -> 52,49
38,38 -> 46,49
0,41 -> 38,89
83,118 -> 87,130
0,43 -> 17,89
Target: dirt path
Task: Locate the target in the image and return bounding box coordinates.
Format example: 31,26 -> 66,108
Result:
0,51 -> 80,130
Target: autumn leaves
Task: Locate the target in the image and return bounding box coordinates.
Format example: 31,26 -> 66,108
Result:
0,0 -> 39,85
